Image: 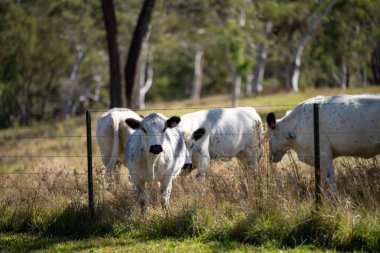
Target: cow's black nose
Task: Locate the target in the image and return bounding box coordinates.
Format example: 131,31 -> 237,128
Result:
149,145 -> 163,155
182,163 -> 192,171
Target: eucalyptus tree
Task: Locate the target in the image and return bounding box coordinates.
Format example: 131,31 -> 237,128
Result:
125,0 -> 156,108
286,0 -> 337,92
101,0 -> 124,107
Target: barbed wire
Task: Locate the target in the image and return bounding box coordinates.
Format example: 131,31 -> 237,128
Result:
6,97 -> 380,118
0,154 -> 354,159
88,100 -> 380,113
1,131 -> 379,143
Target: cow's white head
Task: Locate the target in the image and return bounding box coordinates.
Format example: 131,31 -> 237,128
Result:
181,128 -> 206,175
266,112 -> 293,163
126,113 -> 181,155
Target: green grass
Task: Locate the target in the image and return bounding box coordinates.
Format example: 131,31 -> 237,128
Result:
0,232 -> 334,253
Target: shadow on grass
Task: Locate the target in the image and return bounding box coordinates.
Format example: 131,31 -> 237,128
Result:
43,203 -> 113,238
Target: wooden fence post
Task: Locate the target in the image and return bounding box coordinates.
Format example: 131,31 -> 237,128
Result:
313,103 -> 321,209
86,110 -> 95,217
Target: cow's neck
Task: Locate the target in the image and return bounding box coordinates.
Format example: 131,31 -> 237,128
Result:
145,152 -> 166,181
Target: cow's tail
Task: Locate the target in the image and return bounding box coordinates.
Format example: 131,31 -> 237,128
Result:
106,115 -> 120,177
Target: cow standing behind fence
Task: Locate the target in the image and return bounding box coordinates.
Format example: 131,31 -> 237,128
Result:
124,113 -> 200,214
96,108 -> 141,182
178,107 -> 264,180
266,94 -> 380,191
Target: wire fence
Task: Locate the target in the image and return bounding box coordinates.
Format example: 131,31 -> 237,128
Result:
1,100 -> 380,213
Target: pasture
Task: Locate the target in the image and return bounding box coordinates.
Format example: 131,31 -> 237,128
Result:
1,87 -> 380,252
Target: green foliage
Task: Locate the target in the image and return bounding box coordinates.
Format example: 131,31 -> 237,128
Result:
1,0 -> 380,127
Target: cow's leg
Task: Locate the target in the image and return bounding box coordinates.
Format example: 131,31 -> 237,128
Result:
133,180 -> 147,216
195,152 -> 210,181
320,150 -> 338,194
114,160 -> 122,184
159,178 -> 173,212
241,147 -> 260,172
100,150 -> 113,182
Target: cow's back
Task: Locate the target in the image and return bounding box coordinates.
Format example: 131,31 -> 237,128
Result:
96,108 -> 141,164
209,107 -> 262,158
180,107 -> 263,158
96,111 -> 115,162
319,95 -> 380,158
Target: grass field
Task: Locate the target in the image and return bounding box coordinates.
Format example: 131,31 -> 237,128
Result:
1,87 -> 380,252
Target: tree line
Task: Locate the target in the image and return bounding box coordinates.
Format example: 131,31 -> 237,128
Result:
0,0 -> 379,128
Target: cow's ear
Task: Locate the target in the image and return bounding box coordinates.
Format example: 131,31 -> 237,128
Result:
125,118 -> 140,129
266,112 -> 276,129
166,116 -> 181,128
192,128 -> 206,141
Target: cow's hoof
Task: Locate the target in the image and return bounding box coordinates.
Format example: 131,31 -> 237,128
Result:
195,173 -> 206,182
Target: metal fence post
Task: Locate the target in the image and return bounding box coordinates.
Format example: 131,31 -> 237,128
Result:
313,103 -> 321,209
86,110 -> 95,217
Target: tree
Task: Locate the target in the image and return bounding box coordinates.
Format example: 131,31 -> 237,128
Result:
125,0 -> 156,108
252,21 -> 272,94
191,44 -> 204,100
134,30 -> 153,109
101,0 -> 124,108
286,0 -> 337,92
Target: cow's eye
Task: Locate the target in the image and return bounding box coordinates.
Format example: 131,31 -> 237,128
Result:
141,128 -> 147,134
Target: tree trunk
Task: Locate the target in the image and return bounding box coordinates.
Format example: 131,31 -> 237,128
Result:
361,66 -> 367,87
253,44 -> 266,94
64,45 -> 84,119
370,44 -> 380,84
125,0 -> 156,108
341,60 -> 348,89
39,68 -> 56,119
20,69 -> 33,125
232,73 -> 241,107
245,74 -> 253,96
101,0 -> 124,108
287,0 -> 337,92
135,33 -> 153,110
252,22 -> 272,94
191,45 -> 204,100
137,61 -> 153,110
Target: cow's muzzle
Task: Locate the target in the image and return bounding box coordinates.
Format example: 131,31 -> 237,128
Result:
149,145 -> 163,155
182,163 -> 192,171
181,163 -> 193,176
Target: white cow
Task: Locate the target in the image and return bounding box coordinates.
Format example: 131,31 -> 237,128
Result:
96,108 -> 141,182
178,107 -> 264,180
125,113 -> 193,214
266,94 -> 380,190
